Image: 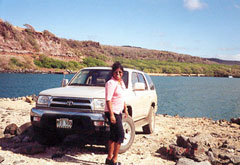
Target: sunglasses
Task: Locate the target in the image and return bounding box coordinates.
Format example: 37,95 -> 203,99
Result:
114,71 -> 123,74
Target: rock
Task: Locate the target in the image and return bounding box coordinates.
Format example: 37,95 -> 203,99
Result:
13,160 -> 25,164
6,107 -> 14,110
230,117 -> 240,125
230,156 -> 240,164
0,155 -> 4,163
157,146 -> 169,156
4,133 -> 14,138
192,146 -> 208,162
25,96 -> 33,103
169,144 -> 190,160
206,151 -> 215,162
220,140 -> 228,148
218,153 -> 230,160
176,158 -> 211,165
4,123 -> 18,135
31,94 -> 38,102
188,133 -> 212,149
176,135 -> 192,148
16,122 -> 32,136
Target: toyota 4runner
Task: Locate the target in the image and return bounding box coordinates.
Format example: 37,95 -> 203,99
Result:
31,67 -> 157,153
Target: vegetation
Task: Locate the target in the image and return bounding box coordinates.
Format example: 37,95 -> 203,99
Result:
34,55 -> 84,70
9,57 -> 33,69
33,55 -> 240,77
83,56 -> 107,67
114,57 -> 240,77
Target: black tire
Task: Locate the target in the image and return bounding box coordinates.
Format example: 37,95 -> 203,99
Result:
33,126 -> 65,146
142,107 -> 155,134
119,116 -> 135,154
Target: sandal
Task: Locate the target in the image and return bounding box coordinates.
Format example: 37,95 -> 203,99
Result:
105,158 -> 112,164
111,162 -> 121,165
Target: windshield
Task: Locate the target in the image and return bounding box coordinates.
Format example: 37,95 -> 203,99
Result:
69,69 -> 128,88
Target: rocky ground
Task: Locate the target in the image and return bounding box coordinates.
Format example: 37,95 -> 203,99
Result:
0,97 -> 240,165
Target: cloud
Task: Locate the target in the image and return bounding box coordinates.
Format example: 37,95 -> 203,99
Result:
183,0 -> 207,11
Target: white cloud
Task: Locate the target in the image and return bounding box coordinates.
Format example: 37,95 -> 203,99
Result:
215,53 -> 240,61
183,0 -> 207,11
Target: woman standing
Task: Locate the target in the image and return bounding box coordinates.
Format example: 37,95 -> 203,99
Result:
105,62 -> 128,165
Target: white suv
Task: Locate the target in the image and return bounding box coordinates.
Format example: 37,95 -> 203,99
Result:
31,67 -> 157,153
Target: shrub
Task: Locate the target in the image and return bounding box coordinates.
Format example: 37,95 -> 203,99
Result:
10,57 -> 23,67
34,55 -> 83,70
83,57 -> 106,67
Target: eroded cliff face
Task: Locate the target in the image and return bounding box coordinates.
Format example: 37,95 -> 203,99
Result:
0,19 -> 101,60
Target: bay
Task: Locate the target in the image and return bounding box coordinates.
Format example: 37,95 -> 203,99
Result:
0,73 -> 240,120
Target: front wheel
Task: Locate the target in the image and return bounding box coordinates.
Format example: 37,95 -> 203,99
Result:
119,116 -> 135,154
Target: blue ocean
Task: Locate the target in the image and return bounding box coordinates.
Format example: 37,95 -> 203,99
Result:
0,73 -> 240,120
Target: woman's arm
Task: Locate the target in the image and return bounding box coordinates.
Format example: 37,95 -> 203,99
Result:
106,100 -> 116,124
123,102 -> 129,118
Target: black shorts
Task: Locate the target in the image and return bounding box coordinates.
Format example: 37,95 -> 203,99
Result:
105,112 -> 124,143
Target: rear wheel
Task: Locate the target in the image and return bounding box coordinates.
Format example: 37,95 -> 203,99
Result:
142,106 -> 155,134
119,116 -> 135,154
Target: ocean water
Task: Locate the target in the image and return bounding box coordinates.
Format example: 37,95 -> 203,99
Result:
0,73 -> 240,120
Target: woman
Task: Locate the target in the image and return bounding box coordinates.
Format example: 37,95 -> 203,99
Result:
105,62 -> 128,165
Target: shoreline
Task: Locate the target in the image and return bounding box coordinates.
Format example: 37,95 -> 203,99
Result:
0,69 -> 237,78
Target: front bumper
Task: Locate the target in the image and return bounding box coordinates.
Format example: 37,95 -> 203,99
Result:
30,108 -> 109,134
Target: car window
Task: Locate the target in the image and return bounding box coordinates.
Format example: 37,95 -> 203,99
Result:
137,73 -> 148,90
131,72 -> 138,88
144,73 -> 155,90
69,69 -> 128,88
132,72 -> 148,90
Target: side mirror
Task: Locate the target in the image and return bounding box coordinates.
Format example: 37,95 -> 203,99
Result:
61,79 -> 68,87
133,82 -> 145,91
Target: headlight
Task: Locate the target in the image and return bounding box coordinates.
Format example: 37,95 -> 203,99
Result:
93,99 -> 105,111
37,95 -> 51,107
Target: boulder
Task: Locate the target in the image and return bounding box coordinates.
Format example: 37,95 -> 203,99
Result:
16,122 -> 32,136
230,156 -> 240,164
176,135 -> 192,148
176,158 -> 211,165
25,96 -> 33,103
230,117 -> 240,125
169,144 -> 190,160
4,123 -> 18,135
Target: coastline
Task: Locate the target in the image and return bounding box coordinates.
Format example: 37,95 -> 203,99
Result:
0,69 -> 233,78
147,73 -> 206,77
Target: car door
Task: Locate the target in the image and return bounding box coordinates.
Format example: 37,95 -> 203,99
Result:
130,72 -> 150,119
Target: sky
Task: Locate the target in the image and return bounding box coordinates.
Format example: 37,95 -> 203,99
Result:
0,0 -> 240,61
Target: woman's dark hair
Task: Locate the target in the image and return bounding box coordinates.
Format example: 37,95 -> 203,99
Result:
111,61 -> 124,76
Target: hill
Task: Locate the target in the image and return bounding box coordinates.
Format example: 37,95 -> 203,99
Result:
1,19 -> 240,77
207,58 -> 240,65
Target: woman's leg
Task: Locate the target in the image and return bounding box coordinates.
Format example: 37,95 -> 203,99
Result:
112,142 -> 121,163
107,140 -> 114,160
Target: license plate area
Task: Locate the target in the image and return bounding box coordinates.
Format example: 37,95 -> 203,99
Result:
56,118 -> 73,129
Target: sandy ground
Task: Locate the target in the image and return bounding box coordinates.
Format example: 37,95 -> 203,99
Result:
0,99 -> 239,165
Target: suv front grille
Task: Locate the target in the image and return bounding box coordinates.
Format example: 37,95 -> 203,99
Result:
50,97 -> 92,110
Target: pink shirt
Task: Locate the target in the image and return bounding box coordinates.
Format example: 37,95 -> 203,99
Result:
105,77 -> 126,114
